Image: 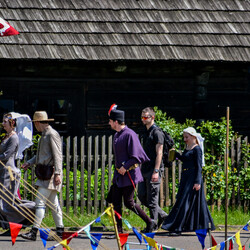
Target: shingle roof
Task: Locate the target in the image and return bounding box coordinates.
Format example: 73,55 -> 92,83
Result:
0,0 -> 249,61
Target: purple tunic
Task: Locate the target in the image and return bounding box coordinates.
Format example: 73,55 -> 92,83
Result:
113,126 -> 149,187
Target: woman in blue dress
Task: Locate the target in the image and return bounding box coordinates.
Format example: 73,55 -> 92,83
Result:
161,127 -> 215,234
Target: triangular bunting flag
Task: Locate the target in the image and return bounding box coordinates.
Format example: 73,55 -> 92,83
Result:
229,239 -> 233,250
220,241 -> 225,250
47,246 -> 55,250
104,207 -> 112,217
119,233 -> 129,247
211,235 -> 217,246
133,227 -> 142,244
243,224 -> 249,231
39,228 -> 50,248
211,247 -> 216,250
62,232 -> 78,250
235,231 -> 242,250
59,239 -> 70,250
0,17 -> 19,36
242,246 -> 245,250
9,222 -> 22,246
195,229 -> 207,249
123,219 -> 132,229
142,233 -> 158,250
114,210 -> 122,220
90,233 -> 102,250
84,225 -> 95,244
95,217 -> 101,223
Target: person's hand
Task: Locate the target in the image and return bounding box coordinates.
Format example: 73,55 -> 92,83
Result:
151,172 -> 159,182
21,162 -> 30,170
193,184 -> 201,191
54,174 -> 61,186
118,166 -> 126,175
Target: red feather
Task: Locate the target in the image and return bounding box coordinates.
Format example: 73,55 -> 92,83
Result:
108,103 -> 117,116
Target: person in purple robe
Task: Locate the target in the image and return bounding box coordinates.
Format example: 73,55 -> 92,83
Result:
107,104 -> 156,234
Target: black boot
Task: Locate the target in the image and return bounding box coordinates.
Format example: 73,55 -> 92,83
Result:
56,227 -> 64,238
20,227 -> 38,241
47,227 -> 64,241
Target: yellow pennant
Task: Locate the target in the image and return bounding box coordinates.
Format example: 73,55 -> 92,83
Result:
211,246 -> 216,250
105,207 -> 112,217
235,231 -> 242,250
142,233 -> 158,250
60,239 -> 70,250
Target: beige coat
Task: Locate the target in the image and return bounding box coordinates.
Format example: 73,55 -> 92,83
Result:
28,126 -> 63,192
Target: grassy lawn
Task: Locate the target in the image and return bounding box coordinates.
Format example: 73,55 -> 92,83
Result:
42,206 -> 250,231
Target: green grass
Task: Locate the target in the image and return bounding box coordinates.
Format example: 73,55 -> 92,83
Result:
42,206 -> 250,231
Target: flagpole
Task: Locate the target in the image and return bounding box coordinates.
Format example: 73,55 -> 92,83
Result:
225,107 -> 229,249
110,204 -> 122,250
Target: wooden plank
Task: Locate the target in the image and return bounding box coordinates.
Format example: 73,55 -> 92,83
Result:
59,136 -> 63,209
73,136 -> 78,215
87,136 -> 92,214
94,136 -> 99,215
243,136 -> 248,213
236,137 -> 241,209
66,136 -> 70,213
172,161 -> 176,205
108,135 -> 113,189
80,136 -> 85,214
231,136 -> 236,209
164,167 -> 170,206
101,135 -> 106,212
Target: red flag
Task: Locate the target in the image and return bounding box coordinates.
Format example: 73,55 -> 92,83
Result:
211,235 -> 217,246
9,222 -> 22,245
62,232 -> 78,250
0,17 -> 19,37
114,210 -> 122,219
119,233 -> 129,247
229,239 -> 233,250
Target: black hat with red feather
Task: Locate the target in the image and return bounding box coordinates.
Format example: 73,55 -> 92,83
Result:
108,103 -> 125,122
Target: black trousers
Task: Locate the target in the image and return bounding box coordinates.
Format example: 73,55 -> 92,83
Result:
112,183 -> 151,232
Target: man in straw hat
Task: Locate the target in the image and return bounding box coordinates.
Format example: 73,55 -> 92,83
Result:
20,111 -> 64,241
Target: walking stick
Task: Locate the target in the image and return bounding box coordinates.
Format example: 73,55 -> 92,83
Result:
110,204 -> 122,250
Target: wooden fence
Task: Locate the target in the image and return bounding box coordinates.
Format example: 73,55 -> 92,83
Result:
20,135 -> 249,214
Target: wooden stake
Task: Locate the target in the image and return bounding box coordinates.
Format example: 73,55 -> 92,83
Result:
110,204 -> 122,250
225,107 -> 230,249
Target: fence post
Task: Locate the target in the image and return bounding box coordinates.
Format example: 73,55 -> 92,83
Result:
101,135 -> 106,212
244,136 -> 248,213
231,136 -> 236,210
164,167 -> 170,206
172,161 -> 176,205
236,137 -> 241,209
87,136 -> 92,214
108,135 -> 113,190
66,136 -> 70,213
94,136 -> 99,215
73,136 -> 78,215
80,136 -> 85,214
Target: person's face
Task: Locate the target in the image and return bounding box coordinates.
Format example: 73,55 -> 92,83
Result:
2,118 -> 11,132
141,112 -> 153,125
34,121 -> 41,132
183,132 -> 196,145
109,119 -> 117,131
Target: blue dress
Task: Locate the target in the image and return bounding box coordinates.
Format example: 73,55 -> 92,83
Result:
162,145 -> 215,232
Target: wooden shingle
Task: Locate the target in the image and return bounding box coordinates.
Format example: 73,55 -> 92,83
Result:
0,0 -> 249,61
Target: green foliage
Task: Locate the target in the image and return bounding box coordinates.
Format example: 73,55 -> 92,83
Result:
154,106 -> 250,207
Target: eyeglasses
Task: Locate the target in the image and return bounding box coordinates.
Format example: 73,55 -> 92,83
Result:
141,116 -> 152,120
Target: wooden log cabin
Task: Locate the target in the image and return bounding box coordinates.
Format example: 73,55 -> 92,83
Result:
0,0 -> 249,137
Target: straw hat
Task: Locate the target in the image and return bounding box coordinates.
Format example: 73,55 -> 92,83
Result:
32,111 -> 54,122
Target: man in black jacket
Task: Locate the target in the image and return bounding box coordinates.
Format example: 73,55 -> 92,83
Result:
138,107 -> 168,231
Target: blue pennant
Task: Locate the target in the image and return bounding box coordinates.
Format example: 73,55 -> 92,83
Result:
90,233 -> 102,250
133,227 -> 142,244
39,228 -> 50,248
95,217 -> 101,223
243,223 -> 249,231
195,229 -> 207,249
220,241 -> 225,250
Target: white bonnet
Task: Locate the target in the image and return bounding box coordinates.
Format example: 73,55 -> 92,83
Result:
183,127 -> 205,166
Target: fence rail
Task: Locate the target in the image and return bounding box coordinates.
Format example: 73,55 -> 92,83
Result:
20,134 -> 249,214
